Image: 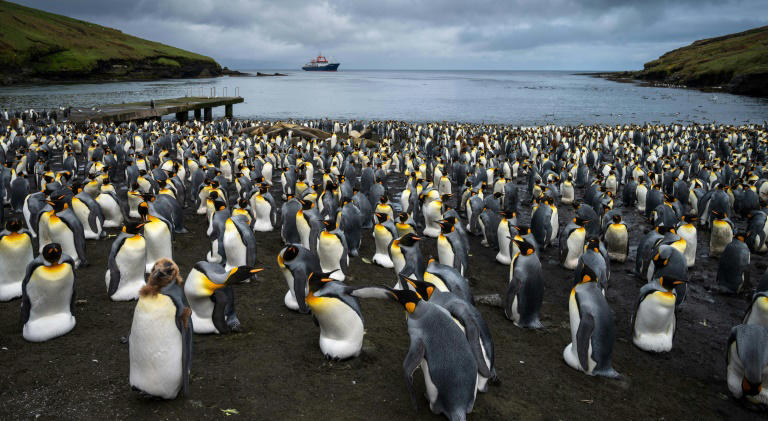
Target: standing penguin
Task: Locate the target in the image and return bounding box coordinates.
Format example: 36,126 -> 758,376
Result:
436,218 -> 469,276
716,234 -> 751,294
632,276 -> 686,353
20,243 -> 76,342
710,210 -> 734,258
278,244 -> 321,313
495,210 -> 517,265
221,213 -> 258,272
38,195 -> 87,268
372,212 -> 397,268
602,213 -> 629,262
0,218 -> 35,301
138,202 -> 174,272
385,288 -> 479,420
105,220 -> 147,301
184,261 -> 261,334
531,201 -> 554,248
563,265 -> 621,378
560,217 -> 587,270
726,324 -> 768,405
505,238 -> 544,329
676,215 -> 697,268
305,272 -> 364,360
316,220 -> 349,281
250,184 -> 277,232
129,259 -> 193,400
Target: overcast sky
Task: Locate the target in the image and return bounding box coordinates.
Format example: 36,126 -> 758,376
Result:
15,0 -> 768,70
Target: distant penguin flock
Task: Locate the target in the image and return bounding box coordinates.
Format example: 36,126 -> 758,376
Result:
2,108 -> 768,415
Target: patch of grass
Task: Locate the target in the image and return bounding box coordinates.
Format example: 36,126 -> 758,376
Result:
0,0 -> 219,73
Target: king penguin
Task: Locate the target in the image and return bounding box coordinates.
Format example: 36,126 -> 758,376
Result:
21,243 -> 76,342
632,275 -> 686,352
726,324 -> 768,405
305,272 -> 365,360
38,194 -> 87,268
602,214 -> 629,262
278,244 -> 321,313
0,218 -> 34,301
505,238 -> 544,328
316,220 -> 349,281
105,220 -> 147,301
372,212 -> 397,268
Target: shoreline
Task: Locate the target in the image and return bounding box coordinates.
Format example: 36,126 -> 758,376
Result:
580,71 -> 768,98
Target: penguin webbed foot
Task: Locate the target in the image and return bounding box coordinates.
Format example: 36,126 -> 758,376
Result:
226,315 -> 242,333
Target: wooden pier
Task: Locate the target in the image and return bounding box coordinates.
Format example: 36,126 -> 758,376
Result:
67,96 -> 244,123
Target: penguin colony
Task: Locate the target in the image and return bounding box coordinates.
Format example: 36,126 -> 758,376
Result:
2,109 -> 768,417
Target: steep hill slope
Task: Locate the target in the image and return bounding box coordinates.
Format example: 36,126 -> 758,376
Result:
0,0 -> 222,85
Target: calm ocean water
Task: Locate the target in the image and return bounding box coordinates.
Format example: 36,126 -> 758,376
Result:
0,70 -> 766,125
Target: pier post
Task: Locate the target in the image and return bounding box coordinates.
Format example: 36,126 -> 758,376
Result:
225,104 -> 233,119
175,111 -> 188,122
204,107 -> 212,121
194,108 -> 202,121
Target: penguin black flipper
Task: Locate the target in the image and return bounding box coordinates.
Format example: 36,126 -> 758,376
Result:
164,282 -> 193,396
57,210 -> 87,266
402,338 -> 426,411
503,276 -> 520,321
232,215 -> 258,267
575,305 -> 595,373
107,234 -> 129,297
20,261 -> 35,325
211,289 -> 230,334
336,232 -> 350,275
631,283 -> 659,328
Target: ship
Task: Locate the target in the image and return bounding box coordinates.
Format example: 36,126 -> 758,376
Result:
302,54 -> 340,71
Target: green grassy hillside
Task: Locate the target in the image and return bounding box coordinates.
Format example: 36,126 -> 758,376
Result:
0,0 -> 222,84
638,25 -> 768,96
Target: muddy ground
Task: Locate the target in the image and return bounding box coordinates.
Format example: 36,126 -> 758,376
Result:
1,172 -> 767,420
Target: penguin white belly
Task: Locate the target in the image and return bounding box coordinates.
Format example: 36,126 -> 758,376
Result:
561,185 -> 574,204
47,215 -> 78,265
296,213 -> 311,249
189,295 -> 217,334
281,268 -> 299,311
437,235 -> 455,269
604,225 -> 628,262
422,203 -> 442,238
144,221 -> 173,272
196,190 -> 209,214
223,219 -> 247,271
420,359 -> 440,409
107,236 -> 146,301
710,222 -> 733,257
23,264 -> 76,342
438,178 -> 451,196
252,198 -> 274,232
0,234 -> 34,300
129,294 -> 182,399
372,226 -> 394,268
71,199 -> 99,239
636,187 -> 648,212
263,163 -> 273,185
564,230 -> 585,269
207,238 -> 223,263
563,292 -> 597,374
23,197 -> 35,237
496,223 -> 511,264
678,226 -> 697,267
318,233 -> 344,281
309,296 -> 364,359
549,209 -> 559,242
391,247 -> 406,284
97,194 -> 123,228
633,292 -> 676,352
476,340 -> 492,393
745,296 -> 768,328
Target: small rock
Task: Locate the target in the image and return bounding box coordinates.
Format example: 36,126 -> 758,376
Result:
76,299 -> 88,306
119,336 -> 128,344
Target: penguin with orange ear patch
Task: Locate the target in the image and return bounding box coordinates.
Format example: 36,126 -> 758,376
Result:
726,324 -> 768,405
183,261 -> 262,334
305,272 -> 364,360
278,244 -> 321,313
505,238 -> 544,329
632,275 -> 686,353
0,218 -> 35,301
105,220 -> 147,301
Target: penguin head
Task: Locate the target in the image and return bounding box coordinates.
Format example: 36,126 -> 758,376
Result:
658,276 -> 685,292
278,245 -> 300,268
237,198 -> 249,209
388,287 -> 422,314
299,199 -> 314,210
735,232 -> 747,243
306,271 -> 335,295
42,243 -> 62,264
656,225 -> 676,235
396,233 -> 422,248
585,237 -> 600,253
611,214 -> 622,224
499,210 -> 516,220
375,212 -> 389,224
140,192 -> 156,203
577,264 -> 598,285
514,225 -> 532,236
680,214 -> 697,224
437,218 -> 455,235
398,212 -> 410,223
404,277 -> 436,301
47,194 -> 68,212
226,266 -> 263,285
742,377 -> 763,397
122,220 -> 145,234
513,237 -> 536,256
5,218 -> 23,232
322,219 -> 335,232
213,199 -> 228,211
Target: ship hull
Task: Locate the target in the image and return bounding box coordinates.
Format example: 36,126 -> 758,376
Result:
302,63 -> 340,71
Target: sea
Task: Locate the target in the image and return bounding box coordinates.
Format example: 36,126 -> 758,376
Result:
1,70 -> 766,125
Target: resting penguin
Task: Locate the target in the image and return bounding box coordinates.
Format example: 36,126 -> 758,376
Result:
38,195 -> 87,268
563,265 -> 621,378
436,218 -> 469,276
278,244 -> 321,313
744,274 -> 768,327
372,212 -> 397,268
129,258 -> 193,400
138,201 -> 174,272
710,209 -> 734,258
505,238 -> 544,329
602,214 -> 629,262
105,220 -> 147,301
559,217 -> 587,270
183,261 -> 262,334
406,278 -> 497,392
388,288 -> 478,420
726,324 -> 768,406
316,220 -> 349,281
305,272 -> 364,360
716,234 -> 751,294
632,275 -> 686,353
0,218 -> 35,301
20,243 -> 76,342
